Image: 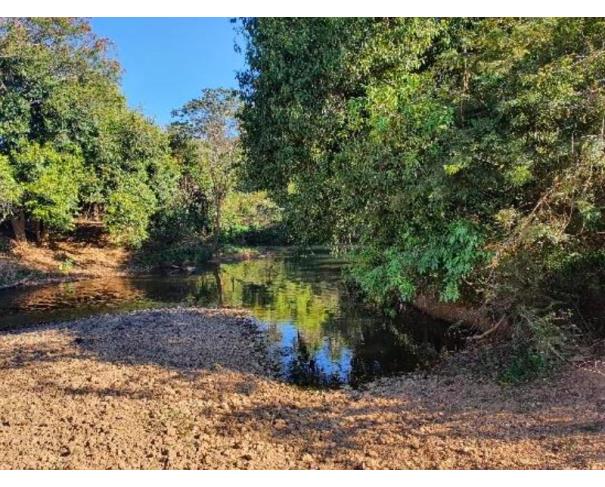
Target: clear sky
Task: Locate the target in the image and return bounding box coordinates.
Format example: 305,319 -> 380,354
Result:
91,18 -> 245,126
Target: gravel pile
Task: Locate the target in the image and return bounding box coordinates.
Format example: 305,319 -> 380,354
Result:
0,308 -> 603,469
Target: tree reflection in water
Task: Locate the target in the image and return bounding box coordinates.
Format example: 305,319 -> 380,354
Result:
0,250 -> 468,387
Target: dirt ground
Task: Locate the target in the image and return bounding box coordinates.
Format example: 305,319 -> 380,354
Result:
0,237 -> 263,290
0,238 -> 131,288
0,308 -> 603,469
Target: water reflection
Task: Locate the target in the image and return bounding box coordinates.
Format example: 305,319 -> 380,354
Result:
0,250 -> 467,387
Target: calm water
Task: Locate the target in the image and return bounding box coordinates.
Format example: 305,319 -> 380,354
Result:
0,249 -> 467,387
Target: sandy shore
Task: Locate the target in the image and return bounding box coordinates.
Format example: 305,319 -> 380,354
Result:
0,308 -> 603,469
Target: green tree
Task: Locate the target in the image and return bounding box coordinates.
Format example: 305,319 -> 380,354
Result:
10,142 -> 84,240
0,18 -> 179,246
171,88 -> 242,252
0,18 -> 118,240
238,17 -> 605,336
100,109 -> 180,247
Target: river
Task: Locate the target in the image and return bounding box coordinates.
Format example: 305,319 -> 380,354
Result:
0,249 -> 467,387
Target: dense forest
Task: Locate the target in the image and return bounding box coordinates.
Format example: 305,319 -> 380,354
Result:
0,18 -> 280,264
237,18 -> 605,379
2,17 -> 605,380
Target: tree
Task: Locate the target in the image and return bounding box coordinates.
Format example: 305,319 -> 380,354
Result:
171,88 -> 241,252
98,109 -> 180,247
9,142 -> 84,240
238,17 -> 605,311
0,18 -> 116,240
0,18 -> 179,246
239,18 -> 605,376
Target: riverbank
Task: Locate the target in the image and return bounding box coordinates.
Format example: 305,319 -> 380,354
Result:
0,237 -> 271,290
0,238 -> 132,290
0,308 -> 602,469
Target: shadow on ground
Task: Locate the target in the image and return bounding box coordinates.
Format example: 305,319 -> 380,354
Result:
0,307 -> 603,468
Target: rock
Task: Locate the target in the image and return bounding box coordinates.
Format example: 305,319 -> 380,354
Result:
302,453 -> 314,463
408,438 -> 421,450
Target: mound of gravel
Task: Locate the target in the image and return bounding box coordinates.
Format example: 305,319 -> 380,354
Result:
0,308 -> 603,469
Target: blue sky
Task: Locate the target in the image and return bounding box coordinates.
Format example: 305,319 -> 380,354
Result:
91,18 -> 245,126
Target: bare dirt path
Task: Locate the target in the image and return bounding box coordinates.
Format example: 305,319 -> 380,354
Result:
0,308 -> 603,469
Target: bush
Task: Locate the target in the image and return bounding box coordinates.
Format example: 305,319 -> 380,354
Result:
105,178 -> 157,248
499,307 -> 569,383
149,185 -> 209,246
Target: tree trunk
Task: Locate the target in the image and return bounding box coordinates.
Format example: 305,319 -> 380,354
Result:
32,220 -> 48,244
11,211 -> 26,242
32,219 -> 42,244
213,197 -> 222,255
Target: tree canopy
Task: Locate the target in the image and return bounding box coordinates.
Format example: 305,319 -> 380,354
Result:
236,17 -> 605,380
238,17 -> 605,309
0,18 -> 177,246
171,88 -> 243,251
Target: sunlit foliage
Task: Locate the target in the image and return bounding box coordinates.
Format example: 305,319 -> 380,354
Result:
238,18 -> 605,376
0,18 -> 177,246
239,18 -> 605,306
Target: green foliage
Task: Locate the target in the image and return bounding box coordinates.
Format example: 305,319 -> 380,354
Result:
1,18 -> 113,235
239,18 -> 605,308
149,187 -> 209,245
0,18 -> 280,254
499,307 -> 569,384
351,221 -> 487,304
239,18 -> 605,377
0,18 -> 179,246
105,177 -> 157,247
238,18 -> 468,300
221,190 -> 284,244
0,155 -> 21,223
98,111 -> 180,246
11,142 -> 83,232
547,250 -> 605,337
170,88 -> 244,250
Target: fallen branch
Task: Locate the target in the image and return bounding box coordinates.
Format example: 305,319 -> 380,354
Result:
467,316 -> 505,341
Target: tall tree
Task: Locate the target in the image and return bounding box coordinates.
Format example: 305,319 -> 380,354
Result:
0,18 -> 178,246
171,88 -> 241,252
0,18 -> 117,240
238,17 -> 605,310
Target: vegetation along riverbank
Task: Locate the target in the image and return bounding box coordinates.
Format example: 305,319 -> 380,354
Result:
1,17 -> 605,471
238,18 -> 605,381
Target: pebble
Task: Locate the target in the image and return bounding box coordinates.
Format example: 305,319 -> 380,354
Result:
0,307 -> 602,469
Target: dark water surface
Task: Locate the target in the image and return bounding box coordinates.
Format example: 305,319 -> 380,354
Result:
0,249 -> 467,387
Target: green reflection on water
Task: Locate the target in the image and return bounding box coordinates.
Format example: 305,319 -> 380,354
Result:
0,250 -> 465,387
